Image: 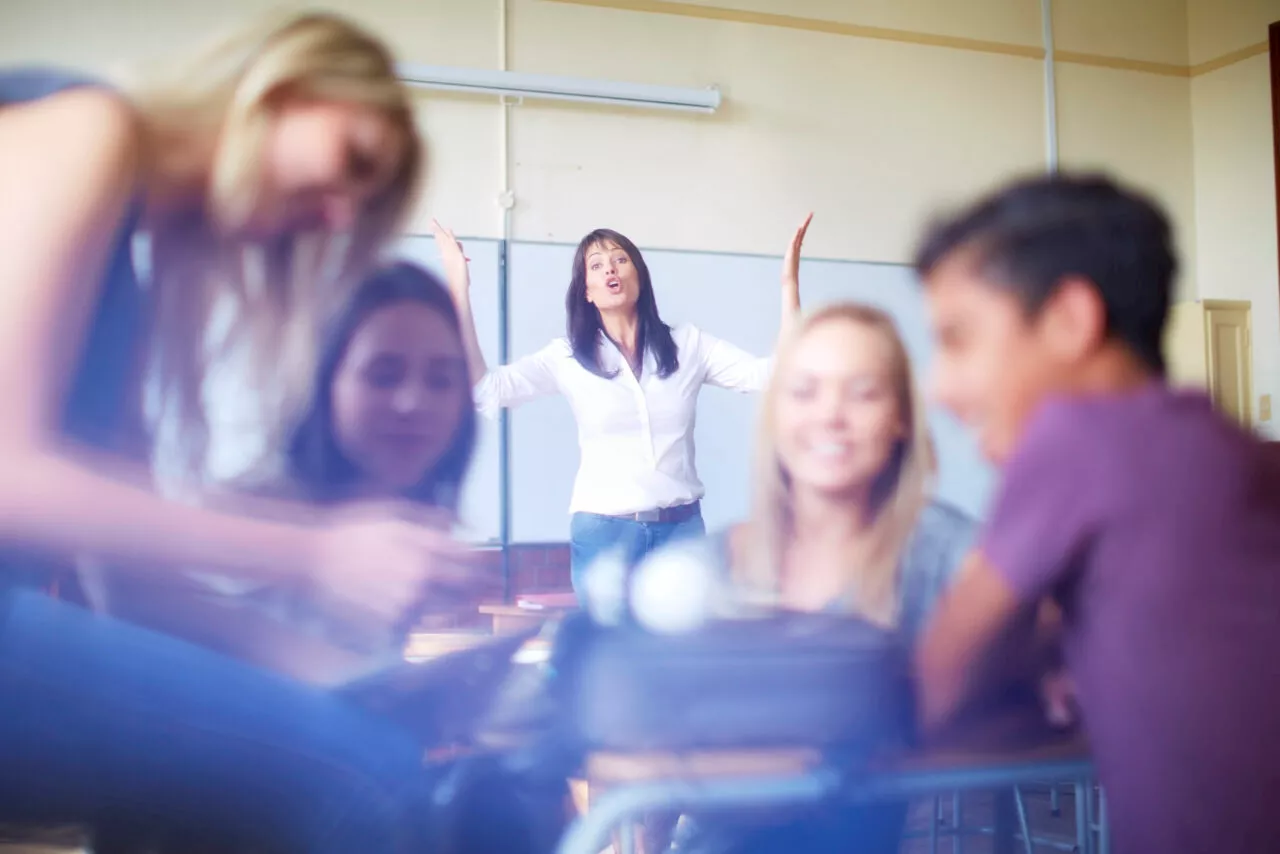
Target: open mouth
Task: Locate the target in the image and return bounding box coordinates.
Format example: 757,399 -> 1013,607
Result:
605,277 -> 622,293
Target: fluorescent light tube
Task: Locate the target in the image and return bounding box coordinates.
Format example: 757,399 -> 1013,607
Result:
397,62 -> 721,113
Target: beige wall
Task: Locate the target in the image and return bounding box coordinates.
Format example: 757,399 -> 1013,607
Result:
1055,62 -> 1197,298
1188,0 -> 1276,64
507,0 -> 1046,262
1188,0 -> 1278,436
2,0 -> 1275,430
1055,0 -> 1188,66
0,0 -> 1199,262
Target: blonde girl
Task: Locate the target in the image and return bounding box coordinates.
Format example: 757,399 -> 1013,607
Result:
0,14 -> 494,853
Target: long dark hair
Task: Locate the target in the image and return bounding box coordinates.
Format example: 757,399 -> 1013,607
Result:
286,261 -> 477,508
565,229 -> 679,378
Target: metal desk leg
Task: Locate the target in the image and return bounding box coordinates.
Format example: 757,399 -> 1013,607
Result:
1073,781 -> 1091,854
930,796 -> 940,854
953,791 -> 964,854
1013,787 -> 1034,854
1082,782 -> 1097,854
993,791 -> 1017,854
1097,786 -> 1110,854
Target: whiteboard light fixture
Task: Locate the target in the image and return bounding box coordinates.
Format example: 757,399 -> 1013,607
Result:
397,62 -> 721,114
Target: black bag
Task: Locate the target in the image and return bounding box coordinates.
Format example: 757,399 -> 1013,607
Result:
545,611 -> 915,757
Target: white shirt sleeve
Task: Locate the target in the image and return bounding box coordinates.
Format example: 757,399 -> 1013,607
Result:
694,327 -> 773,393
473,340 -> 565,418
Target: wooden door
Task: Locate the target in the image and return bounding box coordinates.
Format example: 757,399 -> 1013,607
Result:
1204,301 -> 1253,428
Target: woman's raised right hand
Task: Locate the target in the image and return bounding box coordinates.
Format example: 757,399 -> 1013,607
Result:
430,218 -> 471,307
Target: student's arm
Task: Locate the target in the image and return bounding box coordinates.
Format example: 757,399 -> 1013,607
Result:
915,553 -> 1040,735
0,91 -> 461,630
915,404 -> 1104,737
778,213 -> 811,341
0,91 -> 306,578
433,219 -> 489,386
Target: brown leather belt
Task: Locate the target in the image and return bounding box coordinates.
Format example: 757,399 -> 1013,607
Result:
609,500 -> 701,524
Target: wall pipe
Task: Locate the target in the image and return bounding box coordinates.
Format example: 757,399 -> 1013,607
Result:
1041,0 -> 1060,171
498,0 -> 515,601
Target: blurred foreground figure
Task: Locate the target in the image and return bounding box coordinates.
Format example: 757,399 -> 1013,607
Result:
0,13 -> 546,854
915,173 -> 1280,854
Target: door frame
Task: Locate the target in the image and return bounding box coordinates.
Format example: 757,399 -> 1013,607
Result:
1270,23 -> 1280,325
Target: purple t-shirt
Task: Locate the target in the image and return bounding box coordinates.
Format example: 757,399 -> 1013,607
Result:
981,384 -> 1280,854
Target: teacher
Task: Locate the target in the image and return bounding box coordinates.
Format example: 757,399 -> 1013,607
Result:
433,217 -> 810,595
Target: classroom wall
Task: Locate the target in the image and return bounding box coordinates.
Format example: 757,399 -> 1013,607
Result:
0,0 -> 1201,278
0,0 -> 508,240
1188,0 -> 1276,65
1186,0 -> 1279,437
1,4 -> 1274,405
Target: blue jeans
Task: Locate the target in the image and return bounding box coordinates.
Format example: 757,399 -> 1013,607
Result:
0,589 -> 435,853
569,510 -> 706,599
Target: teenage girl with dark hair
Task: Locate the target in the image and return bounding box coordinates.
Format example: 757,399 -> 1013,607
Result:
106,262 -> 484,682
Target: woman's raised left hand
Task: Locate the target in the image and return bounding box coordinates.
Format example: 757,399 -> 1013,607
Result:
781,212 -> 812,319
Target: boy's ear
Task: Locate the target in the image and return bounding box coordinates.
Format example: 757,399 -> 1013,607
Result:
1039,276 -> 1106,363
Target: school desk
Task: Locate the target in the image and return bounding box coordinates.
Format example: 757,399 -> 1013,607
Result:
478,599 -> 576,634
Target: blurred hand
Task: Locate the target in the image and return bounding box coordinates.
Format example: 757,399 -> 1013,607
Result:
1040,668 -> 1078,729
430,218 -> 471,307
308,506 -> 477,632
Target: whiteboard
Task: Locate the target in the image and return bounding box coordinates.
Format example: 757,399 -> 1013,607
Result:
506,242 -> 994,542
395,235 -> 503,545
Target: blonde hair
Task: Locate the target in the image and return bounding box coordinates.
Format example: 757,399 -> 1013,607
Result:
737,304 -> 936,627
127,11 -> 423,484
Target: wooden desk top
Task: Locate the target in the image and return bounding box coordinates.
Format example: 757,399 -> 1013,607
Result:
478,603 -> 575,618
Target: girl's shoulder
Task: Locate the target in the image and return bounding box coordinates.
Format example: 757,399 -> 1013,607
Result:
913,500 -> 977,548
897,499 -> 977,636
0,68 -> 108,106
902,499 -> 976,577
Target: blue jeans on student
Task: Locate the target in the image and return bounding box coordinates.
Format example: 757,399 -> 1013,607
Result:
568,509 -> 706,599
0,588 -> 435,853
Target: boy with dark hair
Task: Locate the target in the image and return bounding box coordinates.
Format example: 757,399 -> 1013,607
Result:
913,172 -> 1280,853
